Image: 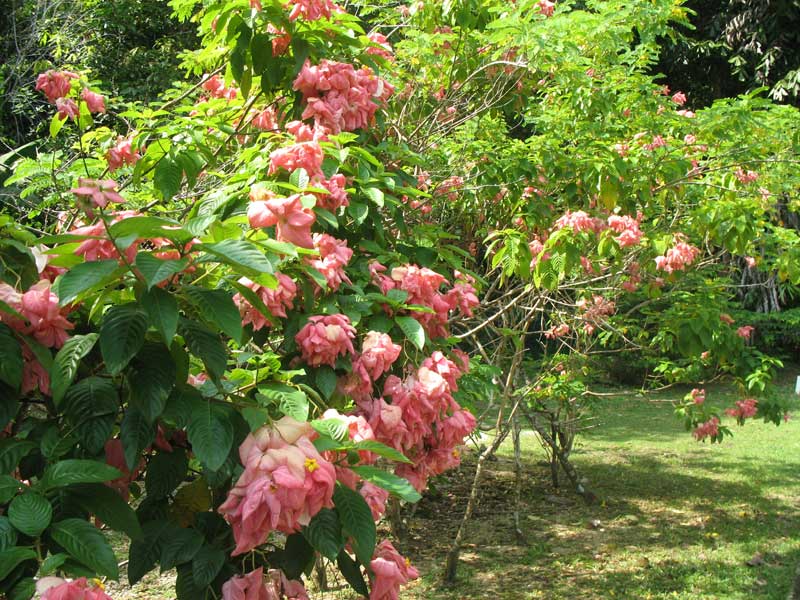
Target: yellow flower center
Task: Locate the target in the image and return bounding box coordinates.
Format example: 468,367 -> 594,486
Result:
305,458 -> 320,473
92,579 -> 105,591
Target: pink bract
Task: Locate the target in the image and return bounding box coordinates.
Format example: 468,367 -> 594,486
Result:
295,313 -> 356,367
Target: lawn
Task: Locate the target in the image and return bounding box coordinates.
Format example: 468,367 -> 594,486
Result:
109,378 -> 800,600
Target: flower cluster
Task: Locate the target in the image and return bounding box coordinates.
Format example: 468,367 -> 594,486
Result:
233,274 -> 297,331
286,0 -> 339,21
0,280 -> 73,351
654,237 -> 700,273
106,137 -> 141,171
693,416 -> 720,441
369,541 -> 420,600
37,577 -> 113,600
293,60 -> 394,133
35,70 -> 78,103
726,398 -> 758,422
607,213 -> 643,247
70,178 -> 125,212
221,567 -> 309,600
218,417 -> 336,555
309,234 -> 352,291
248,192 -> 316,248
553,210 -> 604,234
295,313 -> 357,367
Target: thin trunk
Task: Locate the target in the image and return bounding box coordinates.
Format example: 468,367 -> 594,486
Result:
512,414 -> 526,545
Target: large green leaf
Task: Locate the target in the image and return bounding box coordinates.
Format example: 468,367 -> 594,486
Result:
37,460 -> 122,492
135,252 -> 189,289
0,440 -> 36,475
0,547 -> 36,580
109,216 -> 191,247
184,286 -> 243,343
333,485 -> 376,566
349,466 -> 422,502
128,520 -> 169,585
315,366 -> 337,400
257,383 -> 308,421
67,484 -> 143,539
50,518 -> 119,579
348,440 -> 412,464
145,450 -> 188,499
180,319 -> 227,380
159,526 -> 203,571
0,324 -> 22,391
50,333 -> 99,406
8,492 -> 52,536
395,316 -> 425,350
120,409 -> 155,470
129,343 -> 176,423
154,155 -> 183,201
191,545 -> 226,588
57,259 -> 121,305
303,508 -> 343,560
63,377 -> 119,454
188,404 -> 233,471
0,475 -> 21,504
337,549 -> 369,596
0,516 -> 17,551
99,304 -> 148,375
141,287 -> 179,343
202,240 -> 274,274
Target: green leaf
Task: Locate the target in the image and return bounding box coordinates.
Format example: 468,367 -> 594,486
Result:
57,259 -> 120,305
154,156 -> 183,201
0,516 -> 17,551
395,316 -> 425,350
0,384 -> 18,430
8,492 -> 52,536
258,383 -> 309,421
63,377 -> 119,454
202,240 -> 274,274
188,404 -> 233,471
9,576 -> 35,600
192,546 -> 226,588
303,508 -> 343,560
0,440 -> 36,475
145,450 -> 188,499
0,547 -> 36,580
364,187 -> 384,207
39,552 -> 68,576
129,343 -> 176,423
185,286 -> 243,343
49,113 -> 66,138
160,526 -> 203,571
0,475 -> 21,503
109,217 -> 190,247
315,366 -> 337,400
67,484 -> 143,539
348,440 -> 412,464
349,466 -> 422,502
141,287 -> 179,343
37,460 -> 122,492
0,325 -> 22,390
311,417 -> 348,442
337,549 -> 369,596
180,319 -> 227,380
347,201 -> 368,225
280,533 -> 315,579
128,520 -> 169,584
120,409 -> 155,470
100,304 -> 148,375
333,485 -> 376,566
50,333 -> 99,406
176,563 -> 203,600
135,252 -> 188,289
50,518 -> 119,579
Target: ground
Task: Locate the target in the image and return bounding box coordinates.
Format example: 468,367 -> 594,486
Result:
108,378 -> 800,600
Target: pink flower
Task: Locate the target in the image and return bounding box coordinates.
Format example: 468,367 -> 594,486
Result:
35,70 -> 78,103
671,91 -> 687,106
268,24 -> 291,56
360,331 -> 402,380
81,88 -> 106,113
219,417 -> 336,555
233,274 -> 297,330
684,134 -> 697,145
735,168 -> 759,184
268,141 -> 324,178
644,135 -> 667,151
693,417 -> 720,441
368,540 -> 419,600
367,32 -> 394,60
56,98 -> 79,121
222,568 -> 272,600
360,481 -> 390,520
744,256 -> 757,268
537,0 -> 555,16
252,107 -> 279,131
690,388 -> 705,405
553,210 -> 604,234
654,236 -> 700,273
248,194 -> 316,248
70,178 -> 125,210
736,325 -> 755,340
286,0 -> 338,21
18,280 -> 73,348
308,233 -> 352,291
544,323 -> 570,339
104,439 -> 143,501
726,398 -> 758,421
607,214 -> 643,247
202,73 -> 238,99
311,173 -> 349,211
38,577 -> 113,600
719,313 -> 735,325
21,346 -> 50,395
295,314 -> 356,367
106,138 -> 140,171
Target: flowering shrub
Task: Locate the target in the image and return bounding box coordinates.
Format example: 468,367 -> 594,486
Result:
0,0 -> 481,598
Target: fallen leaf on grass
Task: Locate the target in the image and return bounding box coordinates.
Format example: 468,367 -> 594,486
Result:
746,553 -> 765,567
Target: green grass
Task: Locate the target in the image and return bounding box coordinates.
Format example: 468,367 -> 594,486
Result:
399,380 -> 800,600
